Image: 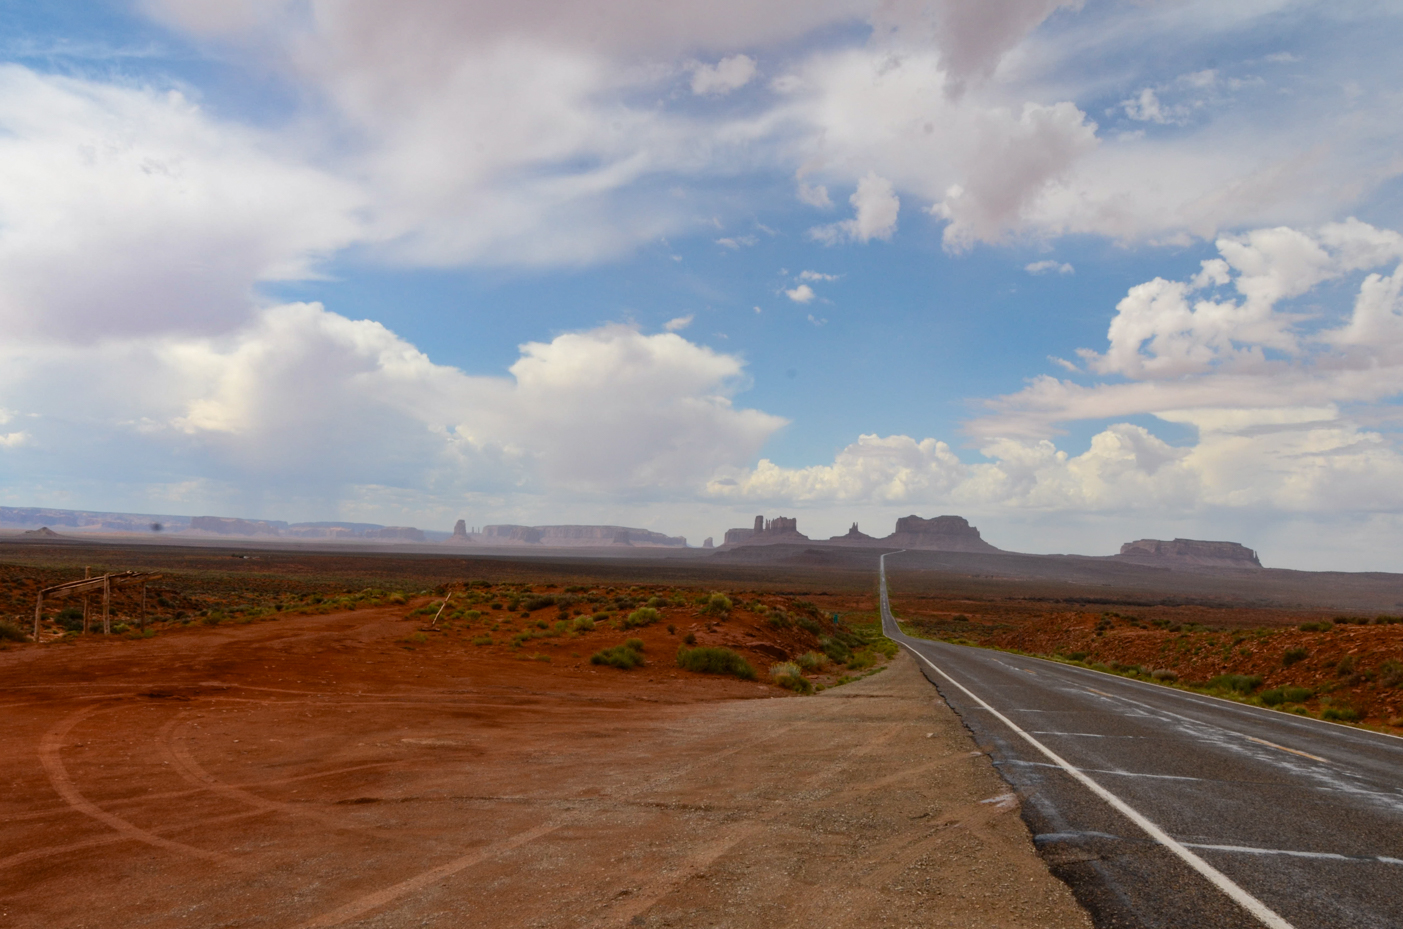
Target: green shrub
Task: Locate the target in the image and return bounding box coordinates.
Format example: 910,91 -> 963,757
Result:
1322,706 -> 1361,722
1379,660 -> 1403,688
1150,668 -> 1177,682
571,616 -> 596,632
471,635 -> 493,646
766,613 -> 792,629
846,650 -> 875,671
676,646 -> 755,680
770,662 -> 813,694
490,602 -> 503,610
1208,673 -> 1263,694
591,642 -> 645,670
683,631 -> 696,645
624,637 -> 644,652
523,596 -> 556,612
647,596 -> 666,609
1336,655 -> 1357,676
796,616 -> 821,634
1064,651 -> 1089,662
621,607 -> 661,629
592,612 -> 610,623
1298,621 -> 1333,632
820,636 -> 852,664
1284,686 -> 1314,702
1260,688 -> 1286,706
796,651 -> 829,672
1282,647 -> 1308,666
0,620 -> 27,642
703,593 -> 732,616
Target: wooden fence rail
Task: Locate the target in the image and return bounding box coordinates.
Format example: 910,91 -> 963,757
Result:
33,571 -> 162,639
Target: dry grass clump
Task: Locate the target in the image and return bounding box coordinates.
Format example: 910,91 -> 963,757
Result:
591,639 -> 646,670
676,645 -> 754,680
619,607 -> 661,629
769,661 -> 813,694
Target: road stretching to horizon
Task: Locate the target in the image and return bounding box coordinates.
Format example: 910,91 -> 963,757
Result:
878,552 -> 1403,929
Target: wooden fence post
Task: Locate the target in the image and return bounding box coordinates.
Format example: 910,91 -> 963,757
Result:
141,583 -> 147,632
83,567 -> 90,634
33,593 -> 42,640
102,575 -> 111,635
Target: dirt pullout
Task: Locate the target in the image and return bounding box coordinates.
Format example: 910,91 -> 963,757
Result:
0,614 -> 1087,929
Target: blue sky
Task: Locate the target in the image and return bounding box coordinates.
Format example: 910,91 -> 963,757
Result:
2,1 -> 1403,568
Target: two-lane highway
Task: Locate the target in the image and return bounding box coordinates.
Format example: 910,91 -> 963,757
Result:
879,552 -> 1403,929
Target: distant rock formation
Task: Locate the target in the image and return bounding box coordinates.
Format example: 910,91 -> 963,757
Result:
482,525 -> 543,544
444,519 -> 473,544
21,526 -> 61,538
1117,538 -> 1262,568
720,515 -> 810,547
724,526 -> 754,545
830,522 -> 875,543
190,516 -> 287,536
885,515 -> 1002,553
363,526 -> 427,542
476,525 -> 686,547
702,537 -> 714,549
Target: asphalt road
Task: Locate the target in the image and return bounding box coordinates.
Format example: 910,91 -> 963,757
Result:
878,552 -> 1403,929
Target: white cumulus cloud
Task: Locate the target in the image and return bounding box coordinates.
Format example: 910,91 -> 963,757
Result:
691,54 -> 758,95
1025,260 -> 1074,275
809,172 -> 900,245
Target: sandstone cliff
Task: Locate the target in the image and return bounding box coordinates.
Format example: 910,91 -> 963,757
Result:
721,515 -> 810,546
1117,538 -> 1262,568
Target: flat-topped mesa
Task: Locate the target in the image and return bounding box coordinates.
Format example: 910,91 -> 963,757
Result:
477,524 -> 686,547
721,514 -> 810,546
1118,538 -> 1262,568
190,515 -> 287,536
885,515 -> 1002,553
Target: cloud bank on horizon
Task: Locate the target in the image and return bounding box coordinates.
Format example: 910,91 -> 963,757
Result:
1,0 -> 1402,568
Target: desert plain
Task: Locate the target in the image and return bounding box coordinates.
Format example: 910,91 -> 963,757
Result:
2,537 -> 1402,928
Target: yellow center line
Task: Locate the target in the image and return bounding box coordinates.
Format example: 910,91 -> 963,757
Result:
1246,736 -> 1328,764
1086,688 -> 1114,697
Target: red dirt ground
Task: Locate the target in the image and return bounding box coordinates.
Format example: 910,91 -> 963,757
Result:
0,595 -> 1089,929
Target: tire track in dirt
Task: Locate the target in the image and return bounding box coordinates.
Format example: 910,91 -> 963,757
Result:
4,761 -> 400,825
592,721 -> 907,927
157,713 -> 414,838
0,809 -> 272,870
291,694 -> 885,928
37,705 -> 233,864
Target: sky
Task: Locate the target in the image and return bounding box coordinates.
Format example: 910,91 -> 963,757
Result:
2,1 -> 1403,569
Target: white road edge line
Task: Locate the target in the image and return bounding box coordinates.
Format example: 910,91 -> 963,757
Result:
878,553 -> 1298,929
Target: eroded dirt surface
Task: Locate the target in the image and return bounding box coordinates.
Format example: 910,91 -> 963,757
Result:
0,606 -> 1087,929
